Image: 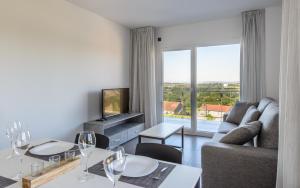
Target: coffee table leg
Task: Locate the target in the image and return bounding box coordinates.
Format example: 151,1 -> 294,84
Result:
181,128 -> 184,149
138,135 -> 141,144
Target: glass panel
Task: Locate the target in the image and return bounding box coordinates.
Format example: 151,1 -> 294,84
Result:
196,44 -> 240,132
163,50 -> 191,129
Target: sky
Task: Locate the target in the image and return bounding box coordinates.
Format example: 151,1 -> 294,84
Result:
163,44 -> 240,83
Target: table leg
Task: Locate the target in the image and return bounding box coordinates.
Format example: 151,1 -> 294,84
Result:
162,139 -> 165,145
181,128 -> 184,149
138,136 -> 141,144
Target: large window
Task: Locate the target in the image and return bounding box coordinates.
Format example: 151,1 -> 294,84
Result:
163,44 -> 240,133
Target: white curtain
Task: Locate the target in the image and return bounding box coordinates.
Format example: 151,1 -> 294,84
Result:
240,9 -> 266,102
276,0 -> 300,187
130,27 -> 157,128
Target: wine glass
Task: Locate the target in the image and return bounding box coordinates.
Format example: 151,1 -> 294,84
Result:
13,124 -> 31,180
5,122 -> 19,159
77,131 -> 96,182
103,147 -> 127,188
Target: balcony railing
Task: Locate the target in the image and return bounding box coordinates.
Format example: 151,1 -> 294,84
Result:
163,84 -> 240,122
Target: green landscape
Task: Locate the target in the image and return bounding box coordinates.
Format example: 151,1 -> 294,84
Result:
163,82 -> 240,119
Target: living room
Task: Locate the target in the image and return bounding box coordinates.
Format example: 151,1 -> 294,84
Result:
0,0 -> 298,188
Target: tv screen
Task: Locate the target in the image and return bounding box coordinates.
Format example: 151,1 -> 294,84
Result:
102,88 -> 129,119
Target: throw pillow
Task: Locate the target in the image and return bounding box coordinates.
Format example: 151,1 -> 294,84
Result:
239,105 -> 260,125
225,101 -> 254,124
219,121 -> 262,145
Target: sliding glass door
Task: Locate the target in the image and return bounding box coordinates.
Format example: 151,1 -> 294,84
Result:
162,44 -> 240,134
162,50 -> 192,130
196,44 -> 240,132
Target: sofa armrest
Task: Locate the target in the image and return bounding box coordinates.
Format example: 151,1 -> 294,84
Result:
201,142 -> 277,188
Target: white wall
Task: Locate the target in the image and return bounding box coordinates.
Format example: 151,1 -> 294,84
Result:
156,6 -> 282,122
265,6 -> 282,100
0,0 -> 130,148
157,16 -> 242,50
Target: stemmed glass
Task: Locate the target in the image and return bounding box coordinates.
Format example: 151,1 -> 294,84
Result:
13,124 -> 31,180
5,122 -> 19,159
103,147 -> 127,188
77,131 -> 96,182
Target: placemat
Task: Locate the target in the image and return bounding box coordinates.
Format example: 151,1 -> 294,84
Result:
88,160 -> 176,188
0,176 -> 17,188
25,141 -> 80,161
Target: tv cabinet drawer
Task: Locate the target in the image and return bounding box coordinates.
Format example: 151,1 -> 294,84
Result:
128,124 -> 144,140
109,131 -> 127,148
83,123 -> 105,135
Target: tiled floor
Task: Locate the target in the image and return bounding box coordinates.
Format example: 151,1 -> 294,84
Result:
121,134 -> 212,168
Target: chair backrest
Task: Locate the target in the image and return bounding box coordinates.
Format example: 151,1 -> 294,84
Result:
75,133 -> 109,149
135,143 -> 182,164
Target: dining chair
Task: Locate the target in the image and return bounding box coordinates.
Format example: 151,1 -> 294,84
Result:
75,133 -> 109,149
135,143 -> 182,164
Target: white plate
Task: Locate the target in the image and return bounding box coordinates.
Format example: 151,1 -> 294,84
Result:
123,155 -> 159,177
29,142 -> 74,156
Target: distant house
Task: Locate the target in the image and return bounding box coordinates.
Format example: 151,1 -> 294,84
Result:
163,101 -> 183,114
200,104 -> 232,113
200,104 -> 232,118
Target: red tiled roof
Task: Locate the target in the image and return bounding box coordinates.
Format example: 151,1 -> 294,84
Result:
164,101 -> 181,112
200,104 -> 232,112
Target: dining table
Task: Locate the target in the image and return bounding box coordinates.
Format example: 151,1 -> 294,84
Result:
0,139 -> 201,188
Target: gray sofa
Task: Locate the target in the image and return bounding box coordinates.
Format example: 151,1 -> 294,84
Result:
201,98 -> 279,188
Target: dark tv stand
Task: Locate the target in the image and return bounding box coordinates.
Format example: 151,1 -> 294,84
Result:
84,113 -> 144,148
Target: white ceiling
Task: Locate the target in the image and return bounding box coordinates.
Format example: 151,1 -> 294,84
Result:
66,0 -> 281,28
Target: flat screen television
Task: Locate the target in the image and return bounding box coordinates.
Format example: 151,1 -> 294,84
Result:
101,88 -> 129,119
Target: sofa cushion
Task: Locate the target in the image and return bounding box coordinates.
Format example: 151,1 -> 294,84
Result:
219,121 -> 262,145
257,102 -> 279,149
212,133 -> 227,142
212,132 -> 253,146
225,101 -> 254,124
218,122 -> 238,134
257,97 -> 274,113
240,105 -> 261,125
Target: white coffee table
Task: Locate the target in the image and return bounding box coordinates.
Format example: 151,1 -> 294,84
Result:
138,123 -> 184,149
